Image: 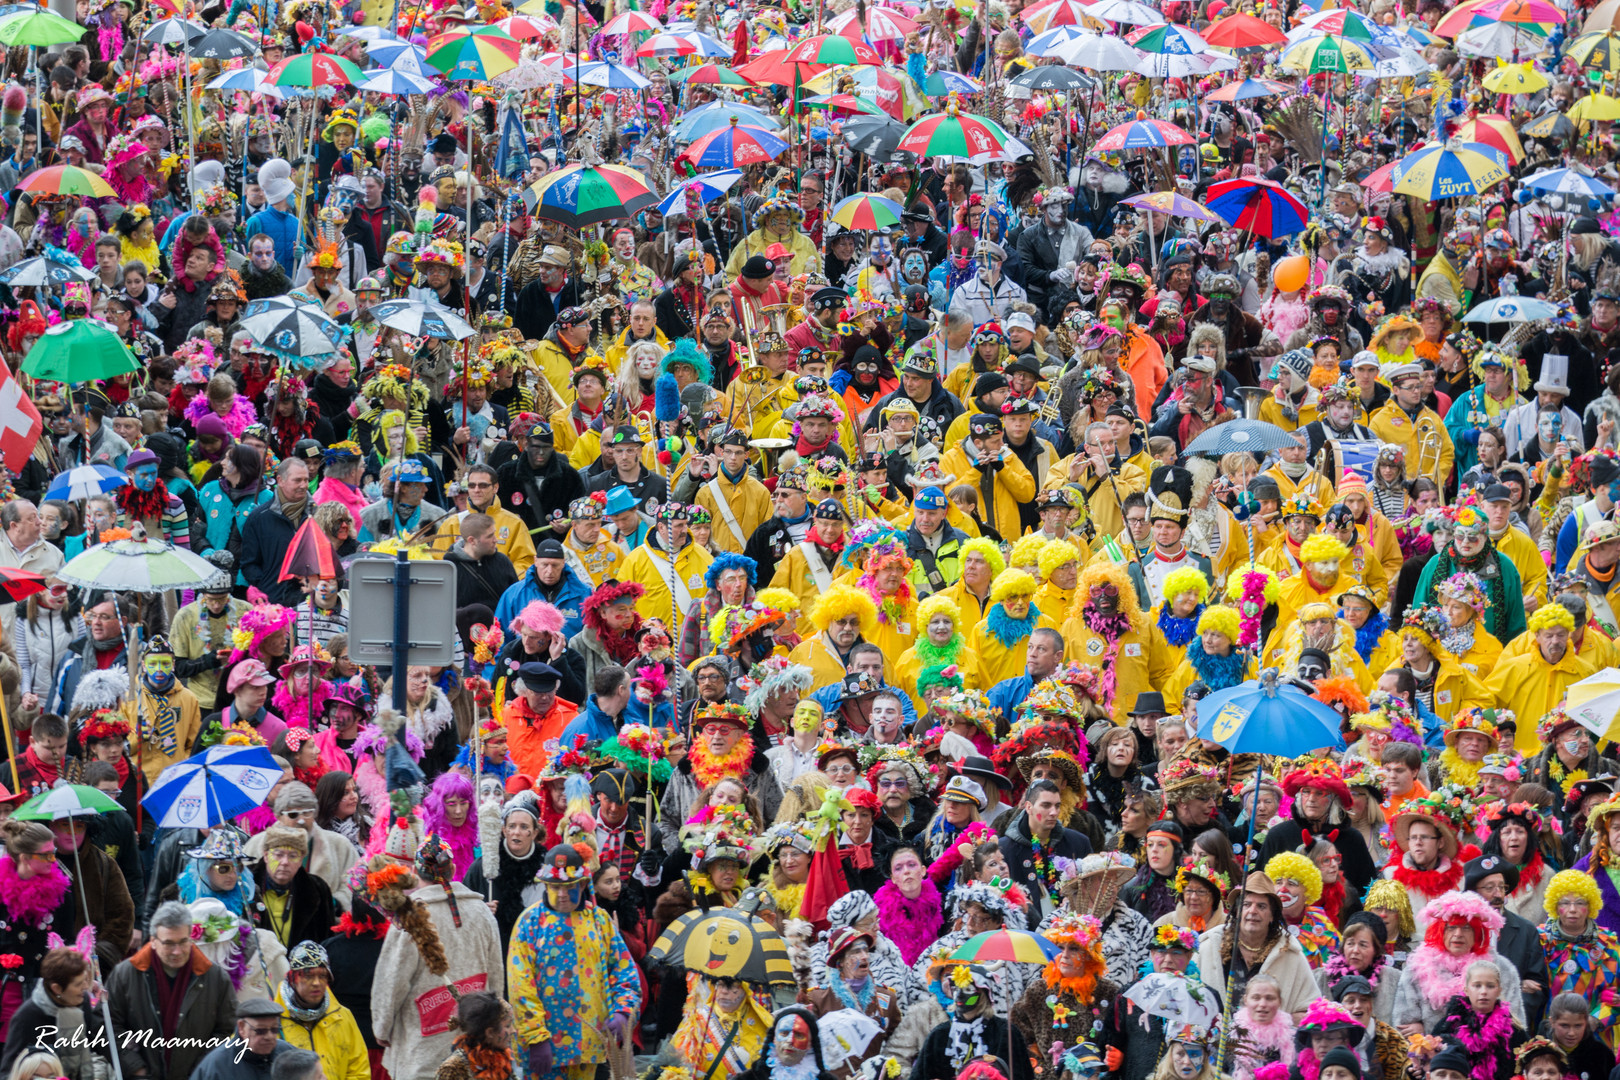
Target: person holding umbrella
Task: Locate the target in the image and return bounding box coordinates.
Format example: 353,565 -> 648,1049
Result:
48,810 -> 133,974
123,634 -> 204,789
0,821 -> 75,1032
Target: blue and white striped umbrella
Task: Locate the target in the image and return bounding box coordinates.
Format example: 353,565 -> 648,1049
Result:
339,25 -> 402,40
143,745 -> 283,829
359,52 -> 440,95
1521,167 -> 1617,201
45,463 -> 126,502
205,65 -> 286,96
369,299 -> 478,341
1025,25 -> 1093,57
655,168 -> 745,216
575,60 -> 653,89
239,297 -> 345,360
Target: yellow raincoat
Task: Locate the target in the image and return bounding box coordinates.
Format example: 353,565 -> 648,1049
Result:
1487,645 -> 1598,756
620,538 -> 714,630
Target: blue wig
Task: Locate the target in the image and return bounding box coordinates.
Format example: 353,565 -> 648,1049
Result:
663,338 -> 713,385
705,551 -> 758,589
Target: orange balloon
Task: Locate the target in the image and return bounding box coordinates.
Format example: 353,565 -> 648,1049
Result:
1273,255 -> 1310,294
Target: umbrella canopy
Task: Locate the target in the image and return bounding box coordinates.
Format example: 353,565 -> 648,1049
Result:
1569,29 -> 1620,70
672,100 -> 782,139
496,14 -> 556,38
1123,973 -> 1224,1031
0,254 -> 99,287
1204,76 -> 1292,101
1008,65 -> 1095,90
949,929 -> 1060,964
1474,0 -> 1565,22
0,7 -> 91,44
576,60 -> 654,89
1129,22 -> 1213,53
635,30 -> 733,57
829,192 -> 907,230
1360,159 -> 1400,192
140,16 -> 206,44
1093,110 -> 1195,151
368,299 -> 478,340
681,119 -> 790,167
206,65 -> 287,95
781,33 -> 884,68
1481,59 -> 1549,93
898,100 -> 1009,157
269,50 -> 365,86
20,320 -> 138,383
1521,166 -> 1616,200
367,38 -> 429,66
238,297 -> 345,359
1462,296 -> 1561,322
842,114 -> 909,157
1457,21 -> 1551,58
1182,417 -> 1301,454
1136,51 -> 1235,77
1121,191 -> 1222,222
646,907 -> 796,985
280,516 -> 337,581
45,463 -> 127,502
427,26 -> 521,79
1521,111 -> 1574,139
59,535 -> 220,593
1280,32 -> 1379,72
1571,94 -> 1620,121
13,784 -> 122,821
191,27 -> 258,58
827,6 -> 920,39
1568,668 -> 1620,742
1082,0 -> 1161,23
1200,670 -> 1347,757
528,162 -> 657,226
654,169 -> 746,216
803,65 -> 928,121
143,745 -> 283,829
0,566 -> 46,606
357,61 -> 439,95
1456,114 -> 1525,164
18,165 -> 116,199
669,63 -> 756,85
1434,0 -> 1489,35
1025,25 -> 1093,55
601,10 -> 664,33
1391,141 -> 1510,199
1051,31 -> 1143,67
1022,0 -> 1108,31
1202,12 -> 1288,46
1294,6 -> 1395,39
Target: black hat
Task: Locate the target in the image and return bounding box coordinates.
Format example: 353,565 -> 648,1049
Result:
838,671 -> 882,702
1572,217 -> 1604,235
591,768 -> 638,802
1105,402 -> 1136,420
1005,354 -> 1044,378
811,287 -> 848,312
972,372 -> 1009,397
1482,483 -> 1513,503
716,428 -> 751,448
1318,1048 -> 1361,1080
955,755 -> 1013,791
856,450 -> 886,472
535,538 -> 565,560
1464,853 -> 1520,894
1592,455 -> 1620,487
1001,397 -> 1039,417
430,131 -> 458,154
1299,646 -> 1333,669
902,206 -> 932,224
517,662 -> 561,691
527,422 -> 555,446
236,998 -> 287,1020
1248,475 -> 1282,502
1328,974 -> 1374,1002
741,255 -> 776,279
1149,464 -> 1193,525
902,351 -> 938,377
556,306 -> 590,328
968,413 -> 1002,438
1428,1049 -> 1472,1077
610,424 -> 645,445
1342,910 -> 1388,947
1129,692 -> 1167,716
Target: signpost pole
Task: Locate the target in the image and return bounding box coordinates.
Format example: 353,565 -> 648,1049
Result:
392,548 -> 410,715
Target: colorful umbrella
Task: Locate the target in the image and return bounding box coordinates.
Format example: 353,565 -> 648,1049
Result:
143,745 -> 284,828
1295,7 -> 1391,39
496,14 -> 556,38
1474,0 -> 1564,22
58,535 -> 219,593
1280,32 -> 1379,72
803,64 -> 927,120
802,92 -> 888,116
20,320 -> 138,383
949,929 -> 1061,964
600,10 -> 664,33
576,60 -> 654,88
269,50 -> 365,87
668,63 -> 756,85
732,49 -> 803,85
13,784 -> 123,821
654,169 -> 746,216
1481,59 -> 1549,92
205,65 -> 287,95
635,30 -> 733,58
781,33 -> 884,68
1456,114 -> 1525,164
829,192 -> 907,231
1202,12 -> 1289,47
1203,670 -> 1347,756
1120,191 -> 1222,222
1360,158 -> 1400,192
1092,110 -> 1195,151
45,464 -> 127,503
1391,141 -> 1510,199
1204,177 -> 1311,237
1129,22 -> 1213,53
366,38 -> 429,66
1204,76 -> 1292,101
527,162 -> 657,226
1434,0 -> 1487,35
923,69 -> 984,95
897,98 -> 1009,157
368,299 -> 478,340
0,566 -> 46,606
358,52 -> 440,95
1522,111 -> 1575,139
1021,0 -> 1107,31
1569,28 -> 1620,69
0,7 -> 93,44
426,26 -> 520,79
1457,22 -> 1551,58
1571,94 -> 1620,121
1136,50 -> 1234,77
1521,166 -> 1616,200
647,908 -> 796,986
673,100 -> 782,139
280,516 -> 338,582
827,6 -> 920,40
681,118 -> 791,166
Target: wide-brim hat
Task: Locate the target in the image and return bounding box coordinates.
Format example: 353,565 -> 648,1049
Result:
186,825 -> 249,862
1224,870 -> 1284,918
955,755 -> 1012,791
1391,804 -> 1460,860
1014,747 -> 1084,793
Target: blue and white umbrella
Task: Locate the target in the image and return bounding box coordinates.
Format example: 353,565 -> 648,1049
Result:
1521,167 -> 1617,201
339,24 -> 402,40
143,745 -> 283,829
238,297 -> 345,361
367,39 -> 429,66
674,100 -> 782,140
369,299 -> 478,341
0,254 -> 98,287
1462,296 -> 1561,323
141,16 -> 205,45
575,60 -> 653,89
359,52 -> 440,95
1024,25 -> 1092,57
1181,417 -> 1300,456
205,65 -> 285,96
45,463 -> 127,502
655,168 -> 745,216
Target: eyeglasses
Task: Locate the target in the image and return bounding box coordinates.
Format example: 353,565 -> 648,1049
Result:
245,1025 -> 283,1037
466,481 -> 494,489
212,862 -> 240,874
877,778 -> 909,790
26,850 -> 56,863
282,810 -> 315,821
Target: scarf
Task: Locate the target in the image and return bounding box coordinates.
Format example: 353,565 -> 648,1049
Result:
1187,638 -> 1247,690
1041,961 -> 1100,1005
860,575 -> 913,627
1511,849 -> 1547,895
1233,1006 -> 1296,1068
874,878 -> 943,965
451,1035 -> 515,1080
828,970 -> 876,1011
584,606 -> 644,665
1444,995 -> 1515,1080
280,981 -> 329,1025
271,679 -> 333,726
1390,854 -> 1462,899
944,1014 -> 990,1069
117,479 -> 171,523
1321,948 -> 1383,990
0,853 -> 70,924
1158,605 -> 1203,648
1353,611 -> 1389,663
987,602 -> 1041,648
690,734 -> 756,788
914,633 -> 964,670
1440,621 -> 1476,660
269,403 -> 320,459
1439,747 -> 1484,789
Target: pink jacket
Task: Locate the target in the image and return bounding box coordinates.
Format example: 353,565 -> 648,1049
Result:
314,476 -> 367,527
313,726 -> 354,775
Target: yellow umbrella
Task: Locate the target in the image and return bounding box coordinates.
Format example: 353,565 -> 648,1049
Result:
1570,92 -> 1620,120
1566,668 -> 1620,743
1456,114 -> 1526,163
1481,60 -> 1548,93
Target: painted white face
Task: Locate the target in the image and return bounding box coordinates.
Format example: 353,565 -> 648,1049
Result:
635,352 -> 659,377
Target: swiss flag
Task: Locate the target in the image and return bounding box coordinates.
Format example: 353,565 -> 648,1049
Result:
0,359 -> 42,476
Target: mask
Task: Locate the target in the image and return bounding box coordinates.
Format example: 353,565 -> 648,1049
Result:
1043,202 -> 1066,226
132,464 -> 158,492
1320,304 -> 1342,326
1539,414 -> 1562,441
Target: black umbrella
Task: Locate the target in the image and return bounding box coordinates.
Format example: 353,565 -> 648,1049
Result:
0,254 -> 98,287
842,115 -> 907,158
1009,65 -> 1096,90
190,27 -> 258,59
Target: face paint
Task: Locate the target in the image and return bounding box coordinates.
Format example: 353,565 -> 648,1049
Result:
133,464 -> 158,492
143,653 -> 175,691
793,701 -> 823,733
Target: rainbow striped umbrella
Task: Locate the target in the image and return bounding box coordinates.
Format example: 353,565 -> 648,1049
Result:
680,118 -> 790,167
19,165 -> 116,199
1456,114 -> 1525,164
949,929 -> 1061,964
829,192 -> 906,231
269,50 -> 364,86
1204,177 -> 1311,238
897,97 -> 1008,156
1434,0 -> 1491,36
526,163 -> 657,226
1391,141 -> 1510,199
426,26 -> 520,79
1092,110 -> 1195,151
1205,76 -> 1292,101
668,62 -> 756,85
1475,0 -> 1565,23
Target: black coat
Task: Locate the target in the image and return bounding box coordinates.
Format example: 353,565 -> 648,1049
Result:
1,980 -> 110,1080
319,926 -> 386,1050
861,379 -> 963,433
512,275 -> 583,342
463,841 -> 544,951
248,865 -> 335,951
310,374 -> 360,442
1499,908 -> 1551,1031
496,450 -> 586,539
238,500 -> 307,606
155,277 -> 219,352
912,1015 -> 1033,1080
1257,809 -> 1379,895
444,546 -> 519,614
189,1038 -> 299,1080
998,811 -> 1091,923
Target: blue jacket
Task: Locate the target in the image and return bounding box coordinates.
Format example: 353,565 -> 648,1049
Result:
810,681 -> 920,727
243,204 -> 300,274
195,480 -> 274,582
558,695 -> 622,744
989,673 -> 1034,726
493,560 -> 592,641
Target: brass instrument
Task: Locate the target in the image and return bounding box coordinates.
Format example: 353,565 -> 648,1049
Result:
749,436 -> 792,477
1236,386 -> 1269,421
1415,425 -> 1444,484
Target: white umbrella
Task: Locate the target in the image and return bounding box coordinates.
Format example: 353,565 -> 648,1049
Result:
58,534 -> 219,593
1026,25 -> 1095,56
1457,22 -> 1551,57
1082,0 -> 1161,23
358,53 -> 440,95
1052,31 -> 1142,68
1568,668 -> 1620,742
1373,48 -> 1430,77
1136,51 -> 1234,76
1462,295 -> 1560,323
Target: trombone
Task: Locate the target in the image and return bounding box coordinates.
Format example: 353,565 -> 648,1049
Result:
1415,425 -> 1443,485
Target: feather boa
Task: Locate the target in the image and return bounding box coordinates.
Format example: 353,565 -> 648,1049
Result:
986,602 -> 1041,648
1158,605 -> 1203,648
235,804 -> 277,836
1293,1049 -> 1322,1080
1233,1005 -> 1297,1077
874,878 -> 943,966
186,393 -> 260,440
914,634 -> 964,669
1405,944 -> 1481,1009
1260,293 -> 1310,345
583,607 -> 644,665
1320,947 -> 1383,990
1439,748 -> 1484,789
860,575 -> 913,627
1443,995 -> 1516,1080
405,688 -> 456,747
689,734 -> 756,788
1353,610 -> 1389,663
422,807 -> 478,879
1511,849 -> 1547,895
271,680 -> 333,727
1187,637 -> 1248,689
117,479 -> 172,523
1318,878 -> 1346,922
1390,855 -> 1462,898
0,853 -> 70,923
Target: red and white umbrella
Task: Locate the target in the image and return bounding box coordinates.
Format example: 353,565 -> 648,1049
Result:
601,10 -> 663,34
827,6 -> 920,40
1023,0 -> 1108,32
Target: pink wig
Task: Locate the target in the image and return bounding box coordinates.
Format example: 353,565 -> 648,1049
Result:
513,600 -> 564,636
421,771 -> 478,878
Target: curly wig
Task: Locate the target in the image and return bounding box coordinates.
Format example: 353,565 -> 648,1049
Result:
960,537 -> 1007,578
704,552 -> 758,590
1078,559 -> 1146,627
1313,676 -> 1369,716
916,593 -> 964,633
808,584 -> 878,636
990,569 -> 1038,604
1299,534 -> 1350,564
1590,798 -> 1620,869
1009,534 -> 1046,570
1037,540 -> 1081,579
581,580 -> 646,619
1196,604 -> 1241,641
1542,868 -> 1602,919
1160,566 -> 1210,606
1264,852 -> 1323,904
1418,889 -> 1502,954
1363,878 -> 1416,939
512,600 -> 564,636
1528,604 -> 1576,633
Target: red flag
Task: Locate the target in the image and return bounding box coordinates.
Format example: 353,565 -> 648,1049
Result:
0,359 -> 41,476
798,835 -> 847,933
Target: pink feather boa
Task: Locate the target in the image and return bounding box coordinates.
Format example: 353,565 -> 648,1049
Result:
1406,944 -> 1484,1009
873,878 -> 944,966
1260,293 -> 1310,348
1232,1006 -> 1296,1080
234,804 -> 277,836
1443,997 -> 1515,1080
0,853 -> 71,924
271,680 -> 333,728
186,393 -> 260,439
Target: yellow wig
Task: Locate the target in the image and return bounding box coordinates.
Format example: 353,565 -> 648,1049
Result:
377,410 -> 421,454
961,537 -> 1007,578
1265,852 -> 1323,904
991,568 -> 1039,603
1077,559 -> 1147,631
916,593 -> 963,632
807,584 -> 878,636
1529,604 -> 1576,633
1037,539 -> 1081,579
1543,868 -> 1603,919
1298,601 -> 1337,623
1363,878 -> 1416,938
1299,534 -> 1350,563
755,587 -> 801,618
1160,566 -> 1210,606
1197,605 -> 1242,641
1010,534 -> 1046,572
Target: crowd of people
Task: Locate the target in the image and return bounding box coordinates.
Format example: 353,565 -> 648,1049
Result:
6,0 -> 1620,1078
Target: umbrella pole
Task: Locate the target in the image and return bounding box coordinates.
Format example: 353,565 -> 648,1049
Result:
70,838 -> 125,1080
0,690 -> 18,792
1215,758 -> 1265,1076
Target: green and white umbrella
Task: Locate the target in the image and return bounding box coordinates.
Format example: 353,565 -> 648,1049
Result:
21,319 -> 139,383
13,783 -> 123,821
60,535 -> 220,593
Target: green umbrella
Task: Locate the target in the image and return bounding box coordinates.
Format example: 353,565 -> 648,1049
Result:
21,319 -> 138,383
13,784 -> 123,821
0,8 -> 89,46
